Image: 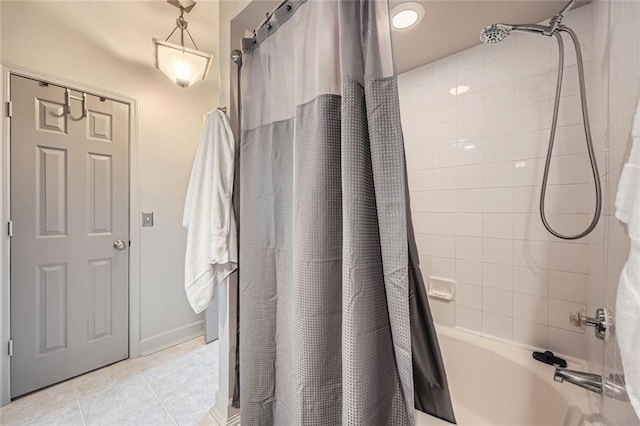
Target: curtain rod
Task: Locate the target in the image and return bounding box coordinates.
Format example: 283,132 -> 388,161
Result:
253,0 -> 290,35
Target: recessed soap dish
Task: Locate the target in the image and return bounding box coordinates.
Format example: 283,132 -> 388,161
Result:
428,276 -> 457,301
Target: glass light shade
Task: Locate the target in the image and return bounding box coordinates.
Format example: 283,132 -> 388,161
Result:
153,39 -> 212,88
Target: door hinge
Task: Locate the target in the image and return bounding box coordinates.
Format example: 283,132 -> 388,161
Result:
7,221 -> 12,237
8,340 -> 13,357
5,101 -> 12,118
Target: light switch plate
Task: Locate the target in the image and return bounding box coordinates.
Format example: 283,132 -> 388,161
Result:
142,212 -> 154,227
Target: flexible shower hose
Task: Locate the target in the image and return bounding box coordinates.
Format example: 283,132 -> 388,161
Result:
540,27 -> 602,240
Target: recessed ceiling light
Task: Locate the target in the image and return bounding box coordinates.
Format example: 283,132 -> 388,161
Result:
449,85 -> 470,95
391,2 -> 425,30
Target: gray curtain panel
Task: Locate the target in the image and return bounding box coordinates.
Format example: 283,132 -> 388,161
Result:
238,0 -> 455,424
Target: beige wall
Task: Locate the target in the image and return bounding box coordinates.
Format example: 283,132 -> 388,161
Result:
0,1 -> 220,355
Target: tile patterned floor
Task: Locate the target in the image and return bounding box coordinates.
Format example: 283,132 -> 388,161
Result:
0,336 -> 219,426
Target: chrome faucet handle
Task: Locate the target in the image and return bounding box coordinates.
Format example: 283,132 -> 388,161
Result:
568,307 -> 610,341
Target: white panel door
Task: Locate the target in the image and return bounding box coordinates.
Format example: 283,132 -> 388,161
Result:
10,75 -> 130,398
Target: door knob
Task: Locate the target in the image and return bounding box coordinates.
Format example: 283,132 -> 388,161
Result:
114,240 -> 127,250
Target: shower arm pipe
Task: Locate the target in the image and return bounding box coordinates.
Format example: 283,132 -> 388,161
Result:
539,28 -> 602,240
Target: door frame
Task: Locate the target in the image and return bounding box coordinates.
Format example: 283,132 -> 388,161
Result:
0,63 -> 141,406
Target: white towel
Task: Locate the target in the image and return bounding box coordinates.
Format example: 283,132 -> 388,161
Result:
614,100 -> 640,416
183,109 -> 237,314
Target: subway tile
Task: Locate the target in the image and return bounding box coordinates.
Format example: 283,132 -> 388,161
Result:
548,299 -> 585,333
457,91 -> 483,119
515,44 -> 552,80
482,238 -> 513,265
513,266 -> 548,297
431,257 -> 456,280
431,121 -> 457,146
513,186 -> 541,213
483,188 -> 514,213
515,31 -> 552,54
456,213 -> 482,237
408,169 -> 433,191
515,72 -> 552,106
482,263 -> 513,291
513,213 -> 548,241
430,212 -> 456,236
483,109 -> 515,138
456,46 -> 484,71
432,167 -> 456,191
515,101 -> 552,133
431,98 -> 457,124
455,165 -> 483,189
432,144 -> 457,168
546,154 -> 593,185
456,236 -> 483,261
513,293 -> 548,324
455,306 -> 482,333
484,57 -> 515,88
483,161 -> 514,188
483,213 -> 514,239
513,319 -> 548,349
513,158 -> 544,187
457,66 -> 484,94
548,327 -> 586,359
482,134 -> 514,163
548,242 -> 589,273
549,270 -> 588,304
513,240 -> 549,269
410,191 -> 431,213
456,259 -> 483,285
514,129 -> 549,160
484,35 -> 515,64
411,212 -> 431,234
428,235 -> 456,259
431,190 -> 457,212
482,312 -> 513,340
457,283 -> 482,310
430,299 -> 456,327
456,189 -> 483,212
456,141 -> 483,165
456,115 -> 484,143
483,287 -> 513,316
483,82 -> 515,113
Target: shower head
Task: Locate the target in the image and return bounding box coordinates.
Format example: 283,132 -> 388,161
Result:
480,24 -> 512,44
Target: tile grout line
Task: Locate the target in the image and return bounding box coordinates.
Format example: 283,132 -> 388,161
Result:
189,352 -> 219,380
139,373 -> 180,426
72,382 -> 88,426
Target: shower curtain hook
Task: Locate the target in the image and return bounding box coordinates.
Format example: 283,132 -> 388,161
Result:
265,12 -> 272,30
286,3 -> 292,11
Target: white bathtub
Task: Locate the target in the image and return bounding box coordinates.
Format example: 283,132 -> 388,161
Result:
416,326 -> 595,426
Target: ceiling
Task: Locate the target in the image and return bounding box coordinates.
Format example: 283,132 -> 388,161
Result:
234,0 -> 589,74
390,0 -> 589,73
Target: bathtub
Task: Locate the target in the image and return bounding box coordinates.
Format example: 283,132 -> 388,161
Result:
416,326 -> 595,426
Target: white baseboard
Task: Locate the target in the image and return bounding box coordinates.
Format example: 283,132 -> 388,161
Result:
210,403 -> 240,426
138,320 -> 204,356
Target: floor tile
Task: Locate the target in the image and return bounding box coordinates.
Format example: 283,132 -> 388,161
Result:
142,357 -> 210,395
1,336 -> 219,426
25,403 -> 84,426
155,373 -> 218,426
0,381 -> 77,425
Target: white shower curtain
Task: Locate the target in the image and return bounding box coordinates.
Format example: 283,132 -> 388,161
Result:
238,1 -> 456,424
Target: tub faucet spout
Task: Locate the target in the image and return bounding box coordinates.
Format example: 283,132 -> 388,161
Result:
554,367 -> 602,394
554,367 -> 629,401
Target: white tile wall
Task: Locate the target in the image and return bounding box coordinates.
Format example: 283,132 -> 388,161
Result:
398,3 -> 610,362
402,0 -> 640,423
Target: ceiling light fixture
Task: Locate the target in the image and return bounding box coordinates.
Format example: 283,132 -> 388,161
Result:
153,0 -> 212,88
391,2 -> 425,30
